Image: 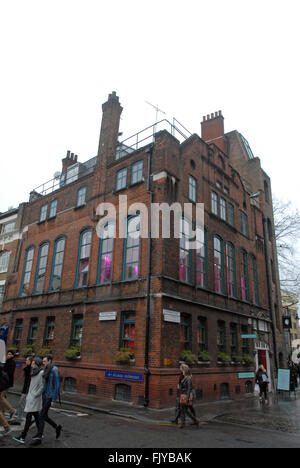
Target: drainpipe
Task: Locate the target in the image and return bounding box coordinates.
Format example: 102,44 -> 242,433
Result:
262,216 -> 279,371
144,144 -> 154,407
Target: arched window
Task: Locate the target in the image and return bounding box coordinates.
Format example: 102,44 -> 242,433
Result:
123,216 -> 140,281
97,222 -> 115,284
19,246 -> 35,297
226,242 -> 237,297
75,229 -> 92,287
49,237 -> 66,291
214,236 -> 225,293
33,243 -> 49,294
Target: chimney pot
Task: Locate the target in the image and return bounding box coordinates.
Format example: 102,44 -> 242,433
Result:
207,114 -> 210,120
211,113 -> 214,119
203,116 -> 206,121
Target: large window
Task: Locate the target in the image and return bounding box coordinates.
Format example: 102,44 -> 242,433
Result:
196,229 -> 208,288
76,187 -> 87,207
123,216 -> 140,281
240,211 -> 249,237
217,320 -> 226,353
211,192 -> 218,215
0,283 -> 5,309
97,222 -> 115,284
70,315 -> 83,348
230,323 -> 238,355
189,176 -> 197,203
0,251 -> 10,273
20,247 -> 35,296
241,250 -> 250,301
49,200 -> 57,219
49,237 -> 65,291
27,318 -> 38,345
250,255 -> 260,305
13,319 -> 23,347
197,317 -> 207,352
179,219 -> 192,283
214,236 -> 225,294
75,230 -> 92,287
44,317 -> 55,347
228,203 -> 235,227
180,314 -> 192,351
34,243 -> 49,294
121,312 -> 135,352
226,242 -> 236,297
220,198 -> 226,221
131,161 -> 144,185
39,204 -> 48,222
116,168 -> 127,191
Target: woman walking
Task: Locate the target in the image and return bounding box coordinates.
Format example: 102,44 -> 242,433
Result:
178,364 -> 199,429
255,365 -> 269,404
13,357 -> 44,445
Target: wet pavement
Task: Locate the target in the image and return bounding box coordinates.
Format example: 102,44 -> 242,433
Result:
5,386 -> 300,435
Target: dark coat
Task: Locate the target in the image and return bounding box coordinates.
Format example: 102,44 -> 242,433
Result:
22,364 -> 32,394
179,375 -> 193,400
256,369 -> 269,386
4,357 -> 16,388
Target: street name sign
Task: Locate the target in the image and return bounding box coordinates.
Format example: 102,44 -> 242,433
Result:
238,372 -> 255,379
241,334 -> 257,339
105,371 -> 144,382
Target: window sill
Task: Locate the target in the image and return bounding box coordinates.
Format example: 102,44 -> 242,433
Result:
74,203 -> 86,211
48,215 -> 57,221
37,220 -> 46,226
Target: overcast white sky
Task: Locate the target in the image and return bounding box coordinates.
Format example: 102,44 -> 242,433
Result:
0,0 -> 299,225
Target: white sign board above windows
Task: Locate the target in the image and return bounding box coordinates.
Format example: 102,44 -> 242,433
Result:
163,310 -> 181,323
99,312 -> 117,321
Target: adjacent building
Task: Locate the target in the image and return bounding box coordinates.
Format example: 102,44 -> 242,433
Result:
1,92 -> 287,407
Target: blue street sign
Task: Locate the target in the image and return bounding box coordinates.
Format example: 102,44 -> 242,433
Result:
105,371 -> 144,382
238,372 -> 255,379
241,334 -> 257,339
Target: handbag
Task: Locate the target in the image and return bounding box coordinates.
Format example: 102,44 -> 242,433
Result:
180,393 -> 193,406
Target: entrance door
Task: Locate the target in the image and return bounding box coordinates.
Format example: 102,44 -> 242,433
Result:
258,350 -> 267,369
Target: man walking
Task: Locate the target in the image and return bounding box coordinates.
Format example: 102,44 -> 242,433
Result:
0,350 -> 16,422
0,364 -> 12,438
31,355 -> 62,446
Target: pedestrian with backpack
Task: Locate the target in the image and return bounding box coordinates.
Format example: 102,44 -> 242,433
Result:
0,350 -> 16,425
0,364 -> 11,437
13,357 -> 44,445
30,355 -> 62,446
256,365 -> 269,404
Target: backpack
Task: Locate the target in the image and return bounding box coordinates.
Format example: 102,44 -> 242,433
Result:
0,369 -> 9,391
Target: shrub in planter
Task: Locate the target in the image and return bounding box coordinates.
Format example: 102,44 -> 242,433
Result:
198,351 -> 212,362
180,350 -> 198,365
36,347 -> 52,358
231,353 -> 243,363
7,344 -> 19,355
64,346 -> 81,360
217,352 -> 231,363
21,344 -> 35,357
242,354 -> 255,367
116,347 -> 134,364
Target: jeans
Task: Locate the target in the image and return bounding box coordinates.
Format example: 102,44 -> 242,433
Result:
16,394 -> 27,422
37,396 -> 58,438
21,412 -> 40,439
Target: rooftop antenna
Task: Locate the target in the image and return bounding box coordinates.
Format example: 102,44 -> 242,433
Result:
145,101 -> 167,140
145,101 -> 166,124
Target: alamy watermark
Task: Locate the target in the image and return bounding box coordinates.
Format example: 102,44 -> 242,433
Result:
95,195 -> 204,250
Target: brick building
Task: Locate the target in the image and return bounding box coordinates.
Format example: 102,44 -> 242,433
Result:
0,92 -> 287,408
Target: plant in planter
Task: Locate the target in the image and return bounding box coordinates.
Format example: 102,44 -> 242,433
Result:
217,352 -> 231,364
180,350 -> 198,365
64,346 -> 81,360
36,347 -> 52,358
115,347 -> 135,364
231,353 -> 243,364
21,344 -> 35,357
198,350 -> 212,363
242,354 -> 255,367
7,344 -> 19,356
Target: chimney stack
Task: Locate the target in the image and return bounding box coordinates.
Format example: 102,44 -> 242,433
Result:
201,110 -> 227,154
61,150 -> 78,174
97,91 -> 123,166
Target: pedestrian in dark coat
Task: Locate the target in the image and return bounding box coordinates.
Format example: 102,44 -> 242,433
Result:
13,357 -> 44,445
0,351 -> 16,421
0,364 -> 12,437
256,365 -> 269,403
178,364 -> 199,429
11,356 -> 33,425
